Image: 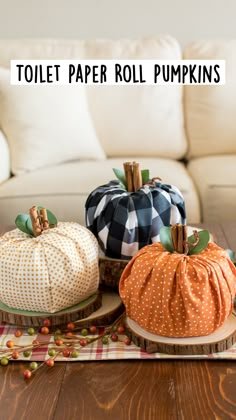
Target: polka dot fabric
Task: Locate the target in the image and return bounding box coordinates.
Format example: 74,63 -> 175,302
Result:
119,242 -> 236,337
0,222 -> 99,312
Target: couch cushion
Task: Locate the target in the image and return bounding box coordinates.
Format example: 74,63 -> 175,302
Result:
184,40 -> 236,158
0,67 -> 106,175
0,130 -> 10,183
0,37 -> 187,161
188,155 -> 236,222
84,36 -> 187,159
0,158 -> 200,226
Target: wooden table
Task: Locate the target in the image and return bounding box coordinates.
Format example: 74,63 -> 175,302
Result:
0,223 -> 236,420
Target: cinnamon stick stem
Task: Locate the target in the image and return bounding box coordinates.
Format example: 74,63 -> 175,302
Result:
177,224 -> 184,254
171,225 -> 178,252
123,162 -> 134,192
39,208 -> 49,230
132,161 -> 142,192
29,206 -> 42,237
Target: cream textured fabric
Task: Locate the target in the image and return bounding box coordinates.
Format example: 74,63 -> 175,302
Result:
188,155 -> 236,222
0,222 -> 99,312
0,130 -> 10,183
0,67 -> 105,175
184,40 -> 236,158
0,158 -> 200,225
84,37 -> 187,159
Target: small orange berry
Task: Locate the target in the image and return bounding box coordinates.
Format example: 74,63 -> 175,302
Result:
6,340 -> 14,348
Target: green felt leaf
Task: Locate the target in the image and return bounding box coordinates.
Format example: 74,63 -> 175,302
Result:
160,226 -> 174,252
26,218 -> 34,236
112,168 -> 127,189
187,230 -> 210,255
15,214 -> 32,235
37,206 -> 57,227
141,169 -> 150,184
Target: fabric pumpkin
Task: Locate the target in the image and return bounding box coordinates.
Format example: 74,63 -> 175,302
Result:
119,242 -> 236,337
0,222 -> 99,313
85,180 -> 186,259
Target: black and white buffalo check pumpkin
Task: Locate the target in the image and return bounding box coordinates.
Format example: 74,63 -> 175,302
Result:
85,180 -> 186,259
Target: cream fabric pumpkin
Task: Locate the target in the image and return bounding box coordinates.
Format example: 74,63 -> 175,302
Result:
0,222 -> 99,312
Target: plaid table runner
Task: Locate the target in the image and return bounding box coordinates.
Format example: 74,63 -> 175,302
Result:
1,322 -> 236,361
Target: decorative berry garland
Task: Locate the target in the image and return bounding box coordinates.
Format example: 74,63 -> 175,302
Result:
0,313 -> 131,380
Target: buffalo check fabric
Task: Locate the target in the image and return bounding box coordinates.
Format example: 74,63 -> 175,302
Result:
85,181 -> 186,259
1,323 -> 236,361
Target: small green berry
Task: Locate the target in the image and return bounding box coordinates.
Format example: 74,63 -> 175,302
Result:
23,351 -> 31,357
27,327 -> 35,336
81,328 -> 88,337
71,350 -> 79,358
0,357 -> 9,366
102,336 -> 109,345
48,348 -> 56,357
29,361 -> 38,371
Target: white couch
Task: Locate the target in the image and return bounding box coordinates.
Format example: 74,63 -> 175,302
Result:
0,36 -> 235,226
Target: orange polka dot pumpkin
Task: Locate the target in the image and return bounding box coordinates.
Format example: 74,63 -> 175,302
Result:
119,225 -> 236,338
0,207 -> 99,313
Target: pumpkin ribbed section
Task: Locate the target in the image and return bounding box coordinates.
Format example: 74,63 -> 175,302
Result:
0,222 -> 99,313
119,242 -> 236,337
85,180 -> 186,259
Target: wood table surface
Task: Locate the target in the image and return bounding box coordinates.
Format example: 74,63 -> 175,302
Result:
0,223 -> 236,420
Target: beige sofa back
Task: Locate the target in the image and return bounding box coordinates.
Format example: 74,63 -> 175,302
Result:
0,36 -> 235,225
0,37 -> 235,164
0,36 -> 187,163
184,40 -> 236,158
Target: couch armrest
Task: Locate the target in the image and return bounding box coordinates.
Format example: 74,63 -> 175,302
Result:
0,130 -> 10,183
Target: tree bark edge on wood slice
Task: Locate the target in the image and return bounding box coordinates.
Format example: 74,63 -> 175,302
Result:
125,315 -> 236,355
0,293 -> 102,327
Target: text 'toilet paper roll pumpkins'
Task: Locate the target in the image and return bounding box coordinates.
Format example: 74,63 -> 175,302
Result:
0,206 -> 100,313
119,225 -> 236,338
85,162 -> 186,260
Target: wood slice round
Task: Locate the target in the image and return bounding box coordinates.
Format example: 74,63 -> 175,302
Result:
74,290 -> 124,327
125,314 -> 236,355
0,293 -> 102,327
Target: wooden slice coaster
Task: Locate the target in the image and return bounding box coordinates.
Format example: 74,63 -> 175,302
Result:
0,293 -> 102,327
125,314 -> 236,355
74,290 -> 124,328
99,226 -> 211,289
